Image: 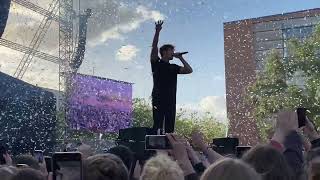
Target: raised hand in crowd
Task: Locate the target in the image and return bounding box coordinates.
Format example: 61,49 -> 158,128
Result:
185,142 -> 202,165
304,116 -> 320,141
166,133 -> 196,176
191,130 -> 222,164
272,111 -> 299,146
3,152 -> 12,166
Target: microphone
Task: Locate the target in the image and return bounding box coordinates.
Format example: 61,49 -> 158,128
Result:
175,52 -> 188,55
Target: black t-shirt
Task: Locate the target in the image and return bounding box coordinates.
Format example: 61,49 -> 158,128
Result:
151,59 -> 181,105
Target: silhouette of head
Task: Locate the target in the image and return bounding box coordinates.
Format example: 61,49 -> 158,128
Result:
160,44 -> 175,61
242,145 -> 293,180
107,145 -> 134,172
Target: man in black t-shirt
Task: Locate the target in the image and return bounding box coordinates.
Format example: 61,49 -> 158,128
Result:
150,20 -> 193,134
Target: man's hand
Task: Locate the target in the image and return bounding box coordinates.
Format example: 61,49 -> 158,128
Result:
3,153 -> 12,166
185,143 -> 201,165
166,134 -> 188,161
151,20 -> 163,62
174,52 -> 193,74
272,110 -> 299,145
166,134 -> 195,176
40,161 -> 49,177
277,111 -> 299,133
304,117 -> 319,141
155,20 -> 163,32
191,130 -> 207,151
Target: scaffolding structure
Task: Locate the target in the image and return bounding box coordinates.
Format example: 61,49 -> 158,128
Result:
0,0 -> 91,139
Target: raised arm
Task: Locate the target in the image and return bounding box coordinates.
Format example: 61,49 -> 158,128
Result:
150,20 -> 163,63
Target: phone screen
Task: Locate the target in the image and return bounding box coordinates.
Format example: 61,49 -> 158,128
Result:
34,150 -> 44,163
236,146 -> 251,158
297,108 -> 307,128
45,156 -> 52,172
145,135 -> 171,150
53,153 -> 82,180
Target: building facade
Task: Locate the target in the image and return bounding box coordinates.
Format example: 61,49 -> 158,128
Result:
224,8 -> 320,145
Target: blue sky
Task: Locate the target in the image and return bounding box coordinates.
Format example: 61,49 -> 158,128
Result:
1,0 -> 320,121
80,0 -> 320,103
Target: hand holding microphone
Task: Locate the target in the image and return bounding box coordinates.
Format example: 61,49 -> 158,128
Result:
173,52 -> 188,59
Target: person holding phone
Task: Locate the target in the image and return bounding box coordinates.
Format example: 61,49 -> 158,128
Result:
271,110 -> 305,178
0,145 -> 12,166
150,20 -> 193,134
34,150 -> 44,163
304,116 -> 320,149
52,152 -> 83,180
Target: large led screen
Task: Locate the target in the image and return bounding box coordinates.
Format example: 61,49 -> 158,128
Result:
68,74 -> 133,132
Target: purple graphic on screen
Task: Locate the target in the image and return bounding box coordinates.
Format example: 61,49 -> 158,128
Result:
67,74 -> 133,132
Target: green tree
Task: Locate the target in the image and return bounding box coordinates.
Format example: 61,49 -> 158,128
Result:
132,98 -> 227,143
132,98 -> 153,128
247,25 -> 320,141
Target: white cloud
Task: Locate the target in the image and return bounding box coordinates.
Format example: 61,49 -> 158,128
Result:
200,96 -> 227,121
177,96 -> 227,123
0,0 -> 164,89
0,47 -> 59,89
4,1 -> 165,49
136,5 -> 165,21
116,45 -> 140,61
87,4 -> 165,47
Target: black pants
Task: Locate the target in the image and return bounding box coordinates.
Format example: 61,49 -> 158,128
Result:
152,102 -> 176,134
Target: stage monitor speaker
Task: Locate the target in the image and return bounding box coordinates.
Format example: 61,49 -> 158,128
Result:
118,127 -> 155,141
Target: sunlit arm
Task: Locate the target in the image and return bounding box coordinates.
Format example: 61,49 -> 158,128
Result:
150,30 -> 160,63
179,57 -> 193,74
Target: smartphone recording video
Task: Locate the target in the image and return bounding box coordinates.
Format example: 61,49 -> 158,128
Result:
34,150 -> 44,163
236,146 -> 251,158
145,135 -> 171,150
212,138 -> 239,155
0,145 -> 7,165
297,108 -> 307,128
45,156 -> 52,172
52,152 -> 83,180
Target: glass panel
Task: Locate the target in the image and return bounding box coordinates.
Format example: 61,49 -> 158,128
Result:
254,30 -> 283,42
283,26 -> 314,40
255,49 -> 283,62
254,40 -> 283,51
282,16 -> 320,29
254,16 -> 320,32
253,21 -> 282,32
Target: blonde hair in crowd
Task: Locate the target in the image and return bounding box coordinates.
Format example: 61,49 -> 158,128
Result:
201,158 -> 261,180
140,154 -> 184,180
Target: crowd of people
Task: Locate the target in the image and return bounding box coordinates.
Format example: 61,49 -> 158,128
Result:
68,105 -> 132,132
1,110 -> 320,180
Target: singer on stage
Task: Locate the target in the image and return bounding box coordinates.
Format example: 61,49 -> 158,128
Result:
150,20 -> 193,134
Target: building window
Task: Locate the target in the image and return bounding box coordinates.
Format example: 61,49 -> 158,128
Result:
283,26 -> 314,58
253,17 -> 318,72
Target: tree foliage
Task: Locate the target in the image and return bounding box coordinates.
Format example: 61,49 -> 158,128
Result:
247,25 -> 320,141
132,98 -> 227,143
